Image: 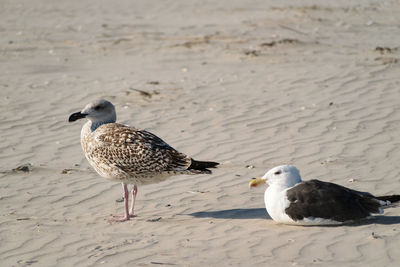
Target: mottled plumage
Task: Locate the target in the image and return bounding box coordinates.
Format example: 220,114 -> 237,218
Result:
81,122 -> 196,185
69,99 -> 218,222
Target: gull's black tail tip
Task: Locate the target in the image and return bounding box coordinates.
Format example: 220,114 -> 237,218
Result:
188,159 -> 219,174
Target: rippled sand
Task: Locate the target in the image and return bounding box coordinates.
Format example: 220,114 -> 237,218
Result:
1,0 -> 400,266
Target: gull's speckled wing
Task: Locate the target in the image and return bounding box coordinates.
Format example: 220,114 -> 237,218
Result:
87,123 -> 191,175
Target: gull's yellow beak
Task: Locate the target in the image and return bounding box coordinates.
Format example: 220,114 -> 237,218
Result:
249,177 -> 266,188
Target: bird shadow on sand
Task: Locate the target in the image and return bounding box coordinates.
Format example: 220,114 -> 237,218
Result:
352,215 -> 400,226
188,209 -> 400,226
290,216 -> 400,228
188,208 -> 271,220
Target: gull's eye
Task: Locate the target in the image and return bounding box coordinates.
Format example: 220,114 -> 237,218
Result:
94,105 -> 102,111
274,170 -> 281,175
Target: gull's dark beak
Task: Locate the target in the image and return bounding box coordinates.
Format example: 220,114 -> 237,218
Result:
68,112 -> 87,122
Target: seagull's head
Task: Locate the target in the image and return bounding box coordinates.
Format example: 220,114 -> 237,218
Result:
249,165 -> 302,188
68,99 -> 116,124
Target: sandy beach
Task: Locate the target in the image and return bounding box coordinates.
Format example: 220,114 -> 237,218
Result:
1,0 -> 400,266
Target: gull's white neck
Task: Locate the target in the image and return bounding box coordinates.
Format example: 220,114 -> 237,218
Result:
269,176 -> 302,189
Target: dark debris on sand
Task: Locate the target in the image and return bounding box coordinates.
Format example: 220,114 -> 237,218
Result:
260,38 -> 301,47
127,88 -> 160,98
12,163 -> 33,173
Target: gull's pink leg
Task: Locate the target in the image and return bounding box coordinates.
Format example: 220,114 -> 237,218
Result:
129,185 -> 138,216
108,183 -> 130,222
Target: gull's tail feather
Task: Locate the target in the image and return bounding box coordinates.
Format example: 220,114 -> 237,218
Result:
188,159 -> 219,174
375,194 -> 400,205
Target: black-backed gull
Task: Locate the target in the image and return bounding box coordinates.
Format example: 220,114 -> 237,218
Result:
69,99 -> 218,222
249,165 -> 400,225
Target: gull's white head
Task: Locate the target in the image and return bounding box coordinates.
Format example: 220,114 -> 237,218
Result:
68,99 -> 116,126
249,165 -> 302,188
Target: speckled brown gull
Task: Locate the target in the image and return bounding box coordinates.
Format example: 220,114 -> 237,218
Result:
69,99 -> 219,222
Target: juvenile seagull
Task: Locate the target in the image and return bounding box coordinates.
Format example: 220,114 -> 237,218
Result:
69,99 -> 218,222
249,165 -> 400,225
